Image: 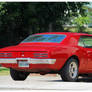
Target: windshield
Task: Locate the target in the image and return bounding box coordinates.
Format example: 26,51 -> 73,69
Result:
22,34 -> 66,43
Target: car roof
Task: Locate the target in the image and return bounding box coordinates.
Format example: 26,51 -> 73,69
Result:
36,32 -> 92,36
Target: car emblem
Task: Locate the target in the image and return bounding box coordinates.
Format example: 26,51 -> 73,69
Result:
21,52 -> 24,57
22,54 -> 24,57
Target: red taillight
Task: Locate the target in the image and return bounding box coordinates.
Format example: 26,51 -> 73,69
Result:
0,53 -> 12,57
34,53 -> 48,58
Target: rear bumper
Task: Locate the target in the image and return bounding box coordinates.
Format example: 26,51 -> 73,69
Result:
0,58 -> 58,73
0,58 -> 56,64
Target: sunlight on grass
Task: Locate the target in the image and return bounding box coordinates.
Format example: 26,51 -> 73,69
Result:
0,67 -> 9,76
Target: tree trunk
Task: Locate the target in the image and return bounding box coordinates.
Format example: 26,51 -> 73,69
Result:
48,22 -> 53,32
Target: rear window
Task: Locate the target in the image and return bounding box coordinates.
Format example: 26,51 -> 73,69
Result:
22,34 -> 66,43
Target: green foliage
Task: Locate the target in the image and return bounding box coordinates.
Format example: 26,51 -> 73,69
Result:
0,2 -> 89,47
73,15 -> 90,32
74,16 -> 90,26
72,5 -> 91,33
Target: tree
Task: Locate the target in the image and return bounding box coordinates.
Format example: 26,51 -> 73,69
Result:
0,2 -> 89,47
72,5 -> 91,33
72,15 -> 90,32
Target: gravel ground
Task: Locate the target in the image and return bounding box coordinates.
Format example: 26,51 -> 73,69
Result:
0,74 -> 92,90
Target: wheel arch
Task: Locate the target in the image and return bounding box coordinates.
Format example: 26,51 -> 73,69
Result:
66,55 -> 80,67
60,55 -> 80,70
59,55 -> 79,82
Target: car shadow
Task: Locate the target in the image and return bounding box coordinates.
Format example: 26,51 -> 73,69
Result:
77,77 -> 92,83
45,77 -> 92,83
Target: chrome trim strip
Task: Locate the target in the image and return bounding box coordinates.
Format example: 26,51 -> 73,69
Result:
29,59 -> 56,64
0,59 -> 17,63
0,58 -> 56,64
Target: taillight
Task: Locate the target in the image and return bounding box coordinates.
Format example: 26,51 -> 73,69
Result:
34,53 -> 48,58
0,53 -> 12,57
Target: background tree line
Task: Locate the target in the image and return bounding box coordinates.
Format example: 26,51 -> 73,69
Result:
0,2 -> 89,48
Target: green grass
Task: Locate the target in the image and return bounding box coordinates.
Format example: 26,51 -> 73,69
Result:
0,67 -> 9,75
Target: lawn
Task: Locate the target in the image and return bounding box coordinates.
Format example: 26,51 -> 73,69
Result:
0,67 -> 9,75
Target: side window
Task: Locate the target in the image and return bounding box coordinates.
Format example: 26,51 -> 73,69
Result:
78,36 -> 92,48
78,38 -> 85,47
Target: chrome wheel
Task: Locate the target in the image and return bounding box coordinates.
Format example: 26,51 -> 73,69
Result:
60,58 -> 78,82
69,61 -> 78,79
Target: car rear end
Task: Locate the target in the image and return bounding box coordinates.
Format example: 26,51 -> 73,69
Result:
0,49 -> 58,73
0,33 -> 68,81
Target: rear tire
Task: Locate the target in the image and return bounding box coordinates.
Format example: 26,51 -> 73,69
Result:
10,68 -> 29,81
60,58 -> 79,82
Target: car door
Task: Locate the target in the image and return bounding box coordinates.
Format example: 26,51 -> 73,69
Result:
79,36 -> 92,70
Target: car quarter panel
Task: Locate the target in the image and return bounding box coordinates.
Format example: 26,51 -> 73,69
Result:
58,35 -> 88,73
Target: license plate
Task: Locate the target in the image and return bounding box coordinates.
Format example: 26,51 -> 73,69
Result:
18,61 -> 29,67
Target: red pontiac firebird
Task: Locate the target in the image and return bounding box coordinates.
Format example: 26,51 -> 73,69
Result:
0,32 -> 92,81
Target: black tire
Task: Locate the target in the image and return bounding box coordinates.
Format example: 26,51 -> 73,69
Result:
10,68 -> 30,81
60,58 -> 79,82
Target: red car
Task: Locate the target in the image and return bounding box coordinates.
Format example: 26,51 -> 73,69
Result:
0,32 -> 92,82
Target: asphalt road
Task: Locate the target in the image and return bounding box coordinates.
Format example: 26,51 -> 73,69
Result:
0,74 -> 92,90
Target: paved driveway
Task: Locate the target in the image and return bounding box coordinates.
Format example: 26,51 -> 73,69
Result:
0,74 -> 92,90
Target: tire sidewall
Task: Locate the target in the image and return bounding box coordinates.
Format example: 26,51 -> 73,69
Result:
10,68 -> 29,80
66,58 -> 79,81
60,58 -> 79,82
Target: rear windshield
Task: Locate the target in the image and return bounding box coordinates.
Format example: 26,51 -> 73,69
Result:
22,34 -> 66,43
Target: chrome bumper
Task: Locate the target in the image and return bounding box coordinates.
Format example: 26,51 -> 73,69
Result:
0,58 -> 56,64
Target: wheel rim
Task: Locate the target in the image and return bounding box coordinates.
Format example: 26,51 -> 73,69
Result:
69,61 -> 78,79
